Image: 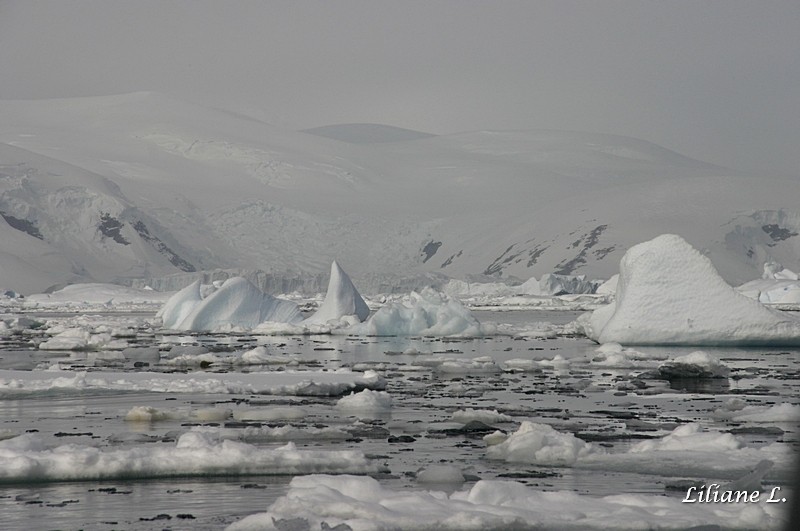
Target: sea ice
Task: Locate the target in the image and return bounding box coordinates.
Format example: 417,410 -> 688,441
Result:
451,408 -> 513,425
0,431 -> 380,483
584,234 -> 800,345
486,421 -> 595,466
0,368 -> 386,398
416,464 -> 465,484
227,474 -> 786,530
656,350 -> 730,379
337,389 -> 393,411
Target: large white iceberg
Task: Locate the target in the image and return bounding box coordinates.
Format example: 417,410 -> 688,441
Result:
585,234 -> 800,345
303,260 -> 370,325
159,277 -> 302,331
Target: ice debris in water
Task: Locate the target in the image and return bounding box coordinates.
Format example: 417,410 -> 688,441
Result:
336,389 -> 393,411
226,474 -> 786,531
451,408 -> 512,425
486,421 -> 595,466
0,431 -> 381,482
657,350 -> 730,379
416,465 -> 465,484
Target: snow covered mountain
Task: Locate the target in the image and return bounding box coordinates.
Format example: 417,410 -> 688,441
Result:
1,92 -> 798,294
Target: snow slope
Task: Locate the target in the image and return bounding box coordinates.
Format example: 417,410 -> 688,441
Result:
1,93 -> 799,293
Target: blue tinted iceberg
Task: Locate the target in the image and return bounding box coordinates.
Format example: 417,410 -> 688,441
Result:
156,279 -> 203,329
159,277 -> 302,331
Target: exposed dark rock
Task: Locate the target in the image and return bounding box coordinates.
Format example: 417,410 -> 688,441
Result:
421,240 -> 442,263
98,212 -> 129,244
0,211 -> 43,239
762,224 -> 798,242
555,224 -> 607,275
132,220 -> 196,272
441,249 -> 462,268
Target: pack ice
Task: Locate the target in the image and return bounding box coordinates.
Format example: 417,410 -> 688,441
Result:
585,234 -> 800,345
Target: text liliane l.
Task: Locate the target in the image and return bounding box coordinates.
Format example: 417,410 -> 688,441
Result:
681,484 -> 786,504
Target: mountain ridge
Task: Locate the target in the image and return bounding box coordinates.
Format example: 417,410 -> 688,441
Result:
1,93 -> 798,294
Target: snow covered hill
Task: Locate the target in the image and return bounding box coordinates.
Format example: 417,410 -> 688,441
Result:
1,92 -> 798,293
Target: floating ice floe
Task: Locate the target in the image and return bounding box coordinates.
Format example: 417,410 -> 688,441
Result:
486,421 -> 595,466
413,355 -> 500,374
303,260 -> 370,325
227,474 -> 786,531
159,277 -> 302,331
162,345 -> 299,367
0,368 -> 386,398
586,342 -> 666,369
583,234 -> 800,345
337,389 -> 393,411
483,421 -> 794,483
451,408 -> 513,425
345,288 -> 493,336
0,431 -> 380,483
577,423 -> 794,481
714,402 -> 800,423
657,351 -> 730,379
416,464 -> 466,484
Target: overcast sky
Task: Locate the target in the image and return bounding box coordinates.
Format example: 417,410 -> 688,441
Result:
1,0 -> 798,175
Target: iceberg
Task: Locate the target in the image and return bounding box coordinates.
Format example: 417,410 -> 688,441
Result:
159,277 -> 302,331
539,273 -> 599,295
736,261 -> 800,305
585,234 -> 800,345
156,279 -> 203,329
303,260 -> 370,325
346,288 -> 490,336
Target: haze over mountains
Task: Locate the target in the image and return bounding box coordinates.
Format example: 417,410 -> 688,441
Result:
1,92 -> 798,294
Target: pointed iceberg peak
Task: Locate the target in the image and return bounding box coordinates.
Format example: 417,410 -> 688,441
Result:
305,261 -> 370,325
157,279 -> 202,329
